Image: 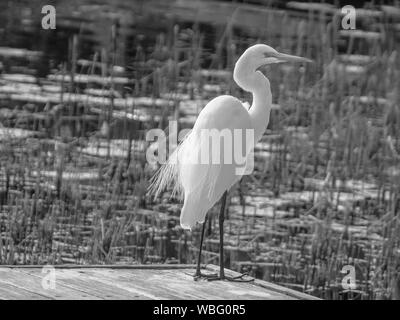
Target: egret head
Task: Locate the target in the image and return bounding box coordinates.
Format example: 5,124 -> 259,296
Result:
234,44 -> 312,91
239,44 -> 312,70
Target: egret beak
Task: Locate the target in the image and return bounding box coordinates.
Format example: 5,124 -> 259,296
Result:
259,52 -> 313,68
274,52 -> 313,63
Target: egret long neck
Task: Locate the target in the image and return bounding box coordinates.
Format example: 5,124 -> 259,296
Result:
249,71 -> 272,143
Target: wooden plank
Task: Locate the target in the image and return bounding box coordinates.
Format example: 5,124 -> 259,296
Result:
85,269 -> 186,299
144,268 -> 287,300
0,268 -> 102,300
206,265 -> 320,300
0,264 -> 198,269
16,268 -> 150,300
90,268 -> 210,300
164,269 -> 295,300
0,282 -> 50,300
0,265 -> 318,300
55,268 -> 172,300
94,268 -> 296,300
0,270 -> 52,300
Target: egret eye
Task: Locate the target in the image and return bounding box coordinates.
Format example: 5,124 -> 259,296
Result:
264,51 -> 277,58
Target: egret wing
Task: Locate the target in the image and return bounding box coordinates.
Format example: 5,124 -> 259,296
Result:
179,95 -> 253,229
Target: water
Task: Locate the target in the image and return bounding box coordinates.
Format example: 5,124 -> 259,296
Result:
0,0 -> 227,75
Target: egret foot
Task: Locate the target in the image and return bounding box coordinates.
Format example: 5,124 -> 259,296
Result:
225,273 -> 254,282
205,273 -> 254,282
193,272 -> 219,281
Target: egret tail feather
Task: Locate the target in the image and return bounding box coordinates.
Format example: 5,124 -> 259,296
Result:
147,147 -> 183,200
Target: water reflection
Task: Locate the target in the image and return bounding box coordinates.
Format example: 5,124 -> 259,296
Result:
0,0 -> 223,76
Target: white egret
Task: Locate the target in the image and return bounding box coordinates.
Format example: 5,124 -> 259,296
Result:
149,44 -> 312,281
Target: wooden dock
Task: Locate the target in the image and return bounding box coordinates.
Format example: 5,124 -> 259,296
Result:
0,264 -> 318,300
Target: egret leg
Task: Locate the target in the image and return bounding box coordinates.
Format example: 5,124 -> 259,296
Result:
193,192 -> 227,281
219,190 -> 227,279
195,216 -> 207,276
193,215 -> 218,280
193,190 -> 253,282
207,190 -> 254,282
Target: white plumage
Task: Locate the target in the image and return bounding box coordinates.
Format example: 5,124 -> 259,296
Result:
149,44 -> 311,231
